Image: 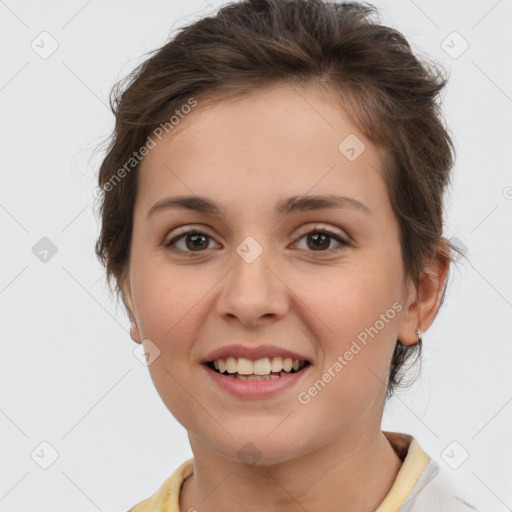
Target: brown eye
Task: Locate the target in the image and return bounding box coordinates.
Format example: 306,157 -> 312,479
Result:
184,233 -> 209,251
164,227 -> 349,257
294,228 -> 349,254
306,232 -> 331,251
165,231 -> 219,254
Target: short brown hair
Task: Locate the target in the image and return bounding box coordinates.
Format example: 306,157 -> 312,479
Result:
94,0 -> 460,398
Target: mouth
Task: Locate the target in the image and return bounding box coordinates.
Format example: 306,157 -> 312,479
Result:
204,357 -> 312,381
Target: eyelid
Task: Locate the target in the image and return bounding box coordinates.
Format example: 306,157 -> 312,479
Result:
166,224 -> 216,239
165,224 -> 347,243
164,223 -> 351,255
164,225 -> 219,247
293,223 -> 348,241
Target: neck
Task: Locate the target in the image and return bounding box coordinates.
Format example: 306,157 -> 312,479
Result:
179,429 -> 403,512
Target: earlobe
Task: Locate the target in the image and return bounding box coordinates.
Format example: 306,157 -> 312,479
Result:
397,253 -> 450,347
397,285 -> 421,347
120,277 -> 142,344
130,323 -> 142,344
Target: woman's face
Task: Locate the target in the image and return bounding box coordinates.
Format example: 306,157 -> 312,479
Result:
122,83 -> 420,464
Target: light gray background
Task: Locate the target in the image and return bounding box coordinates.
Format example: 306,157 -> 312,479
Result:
1,0 -> 511,510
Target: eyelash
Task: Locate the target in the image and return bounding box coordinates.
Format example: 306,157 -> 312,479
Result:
163,226 -> 350,257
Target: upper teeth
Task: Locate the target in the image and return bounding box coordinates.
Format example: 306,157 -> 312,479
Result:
213,357 -> 306,375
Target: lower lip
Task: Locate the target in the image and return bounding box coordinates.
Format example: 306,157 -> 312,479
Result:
202,363 -> 311,399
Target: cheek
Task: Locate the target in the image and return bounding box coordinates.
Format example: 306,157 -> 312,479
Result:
301,262 -> 401,399
132,259 -> 202,340
308,263 -> 401,339
132,268 -> 205,425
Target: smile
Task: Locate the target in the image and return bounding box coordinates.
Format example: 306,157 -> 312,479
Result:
206,356 -> 310,380
207,358 -> 311,381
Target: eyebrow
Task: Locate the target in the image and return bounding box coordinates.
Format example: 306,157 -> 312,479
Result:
146,194 -> 371,220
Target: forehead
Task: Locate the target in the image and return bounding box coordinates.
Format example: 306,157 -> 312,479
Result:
136,83 -> 390,219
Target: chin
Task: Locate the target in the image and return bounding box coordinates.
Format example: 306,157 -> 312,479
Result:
206,432 -> 309,468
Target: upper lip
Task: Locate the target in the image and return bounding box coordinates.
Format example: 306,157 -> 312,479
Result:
202,344 -> 311,363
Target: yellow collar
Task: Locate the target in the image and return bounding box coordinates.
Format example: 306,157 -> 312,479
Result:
130,431 -> 430,512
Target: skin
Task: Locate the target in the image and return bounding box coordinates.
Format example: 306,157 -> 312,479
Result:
121,82 -> 449,511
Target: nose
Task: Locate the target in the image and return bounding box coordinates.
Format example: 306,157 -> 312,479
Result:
215,243 -> 289,327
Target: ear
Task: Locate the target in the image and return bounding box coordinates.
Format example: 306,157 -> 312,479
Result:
397,251 -> 450,346
120,277 -> 142,345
